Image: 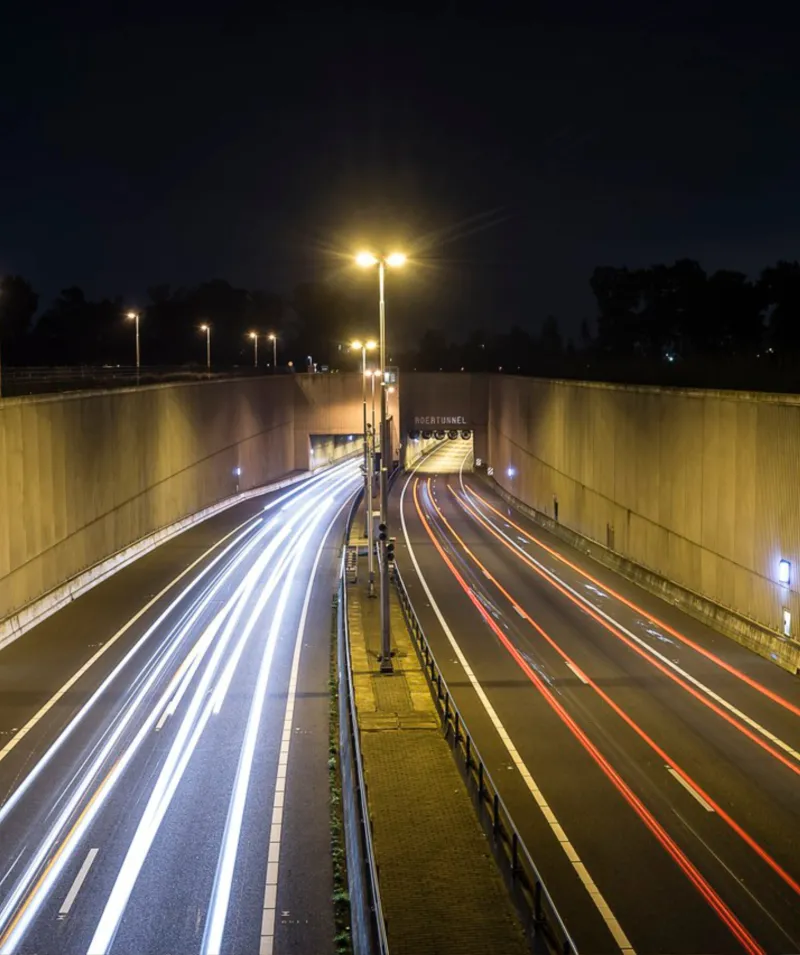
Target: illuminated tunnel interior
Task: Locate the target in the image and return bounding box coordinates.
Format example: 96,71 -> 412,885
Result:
404,428 -> 474,472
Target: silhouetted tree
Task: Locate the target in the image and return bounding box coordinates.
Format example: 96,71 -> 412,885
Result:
590,266 -> 643,355
0,275 -> 38,363
759,261 -> 800,354
539,315 -> 563,357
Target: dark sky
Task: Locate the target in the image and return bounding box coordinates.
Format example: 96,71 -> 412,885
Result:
2,1 -> 799,344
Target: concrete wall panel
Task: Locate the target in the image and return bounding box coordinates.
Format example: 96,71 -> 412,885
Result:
488,376 -> 800,644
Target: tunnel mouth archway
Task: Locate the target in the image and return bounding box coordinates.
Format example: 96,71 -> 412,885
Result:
404,429 -> 473,472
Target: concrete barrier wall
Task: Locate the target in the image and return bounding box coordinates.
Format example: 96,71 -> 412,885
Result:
400,373 -> 489,463
0,376 -> 299,624
488,376 -> 800,663
0,372 -> 381,628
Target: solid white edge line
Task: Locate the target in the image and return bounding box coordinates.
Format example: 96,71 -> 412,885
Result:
259,496 -> 353,955
566,661 -> 591,685
0,464 -> 352,768
58,848 -> 98,915
666,767 -> 715,813
400,450 -> 634,955
459,480 -> 800,767
0,468 -> 323,655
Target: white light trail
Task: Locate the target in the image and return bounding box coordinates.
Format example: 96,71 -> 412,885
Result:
0,467 -> 357,954
87,474 -> 354,955
202,497 -> 337,955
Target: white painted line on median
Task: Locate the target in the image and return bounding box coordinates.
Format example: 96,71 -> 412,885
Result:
666,767 -> 715,812
400,459 -> 634,955
59,848 -> 98,915
567,661 -> 591,685
259,497 -> 351,955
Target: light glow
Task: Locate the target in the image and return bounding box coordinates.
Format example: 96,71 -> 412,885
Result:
779,559 -> 791,585
356,252 -> 378,268
387,252 -> 406,267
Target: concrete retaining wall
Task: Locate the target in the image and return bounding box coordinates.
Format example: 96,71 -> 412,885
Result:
487,376 -> 800,673
0,376 -> 297,625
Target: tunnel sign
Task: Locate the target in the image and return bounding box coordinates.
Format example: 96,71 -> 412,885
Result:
413,415 -> 468,426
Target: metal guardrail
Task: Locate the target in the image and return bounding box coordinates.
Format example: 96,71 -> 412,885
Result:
337,490 -> 390,955
393,563 -> 578,955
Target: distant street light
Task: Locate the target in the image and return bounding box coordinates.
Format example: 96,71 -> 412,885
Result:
249,331 -> 258,367
268,333 -> 277,369
356,251 -> 407,671
352,339 -> 378,594
200,324 -> 211,370
126,312 -> 140,370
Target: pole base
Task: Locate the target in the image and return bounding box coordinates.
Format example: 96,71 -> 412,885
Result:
378,655 -> 394,674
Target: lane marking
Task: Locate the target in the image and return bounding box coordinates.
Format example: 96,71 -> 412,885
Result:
0,471 -> 359,954
259,498 -> 350,955
58,848 -> 98,915
566,661 -> 590,685
0,516 -> 262,766
666,769 -> 715,813
400,467 -> 625,954
437,473 -> 800,900
0,467 -> 351,767
463,480 -> 800,721
413,477 -> 764,955
457,482 -> 800,773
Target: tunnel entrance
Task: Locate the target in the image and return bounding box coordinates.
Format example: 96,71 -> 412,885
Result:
308,433 -> 363,470
404,429 -> 474,473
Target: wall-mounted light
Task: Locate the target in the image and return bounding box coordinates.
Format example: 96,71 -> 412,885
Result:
783,608 -> 792,637
233,467 -> 242,477
507,466 -> 516,478
779,559 -> 791,585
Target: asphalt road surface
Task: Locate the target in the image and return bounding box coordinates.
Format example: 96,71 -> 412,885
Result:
396,440 -> 800,955
0,461 -> 359,955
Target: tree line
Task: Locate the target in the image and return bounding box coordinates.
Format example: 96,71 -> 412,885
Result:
0,278 -> 357,370
396,259 -> 800,391
3,259 -> 800,390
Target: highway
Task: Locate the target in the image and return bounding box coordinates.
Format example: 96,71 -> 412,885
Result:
397,441 -> 800,955
0,461 -> 359,955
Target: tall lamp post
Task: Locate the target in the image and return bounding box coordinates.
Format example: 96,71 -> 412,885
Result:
268,333 -> 277,369
351,339 -> 377,593
356,251 -> 406,671
200,324 -> 211,370
126,311 -> 140,371
249,331 -> 259,367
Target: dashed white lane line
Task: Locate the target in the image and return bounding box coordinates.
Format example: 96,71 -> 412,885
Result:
0,514 -> 265,767
666,767 -> 715,812
59,848 -> 98,915
259,498 -> 349,955
400,468 -> 635,955
567,661 -> 591,685
461,484 -> 800,768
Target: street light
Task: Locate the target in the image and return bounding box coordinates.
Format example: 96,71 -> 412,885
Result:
352,339 -> 378,594
249,331 -> 258,368
200,324 -> 211,370
356,251 -> 406,671
126,312 -> 140,370
268,333 -> 277,369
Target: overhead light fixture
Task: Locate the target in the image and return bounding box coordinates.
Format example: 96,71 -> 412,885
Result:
779,559 -> 791,585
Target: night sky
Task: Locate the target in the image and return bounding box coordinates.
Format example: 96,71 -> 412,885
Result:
2,1 -> 799,345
